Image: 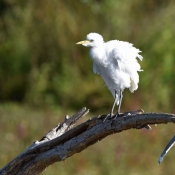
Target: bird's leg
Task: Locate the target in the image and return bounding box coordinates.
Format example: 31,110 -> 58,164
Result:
110,90 -> 118,117
103,90 -> 118,122
117,89 -> 123,115
113,89 -> 123,120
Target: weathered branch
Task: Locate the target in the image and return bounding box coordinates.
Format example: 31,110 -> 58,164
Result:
0,108 -> 175,175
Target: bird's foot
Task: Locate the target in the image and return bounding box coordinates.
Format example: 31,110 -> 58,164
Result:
112,113 -> 119,120
110,113 -> 120,126
103,112 -> 113,122
110,112 -> 113,118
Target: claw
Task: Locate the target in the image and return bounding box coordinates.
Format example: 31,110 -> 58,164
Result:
103,114 -> 108,122
113,113 -> 119,120
103,112 -> 114,122
111,113 -> 119,125
110,112 -> 113,118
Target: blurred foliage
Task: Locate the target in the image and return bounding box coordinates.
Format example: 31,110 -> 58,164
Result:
0,0 -> 175,174
0,0 -> 175,112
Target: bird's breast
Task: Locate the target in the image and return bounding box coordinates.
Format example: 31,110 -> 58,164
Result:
90,47 -> 108,66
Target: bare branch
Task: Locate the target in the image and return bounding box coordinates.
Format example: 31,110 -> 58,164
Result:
0,108 -> 175,175
40,107 -> 89,142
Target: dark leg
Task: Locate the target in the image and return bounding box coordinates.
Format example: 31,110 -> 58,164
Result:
103,90 -> 118,122
113,89 -> 123,120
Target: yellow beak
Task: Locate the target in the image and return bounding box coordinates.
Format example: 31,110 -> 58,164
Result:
76,40 -> 91,45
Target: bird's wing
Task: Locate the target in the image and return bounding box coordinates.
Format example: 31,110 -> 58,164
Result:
112,48 -> 123,70
110,40 -> 143,92
111,40 -> 143,72
93,62 -> 101,74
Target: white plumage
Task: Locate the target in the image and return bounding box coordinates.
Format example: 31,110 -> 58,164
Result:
77,33 -> 143,119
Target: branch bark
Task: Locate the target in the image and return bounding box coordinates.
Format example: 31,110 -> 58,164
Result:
0,108 -> 175,175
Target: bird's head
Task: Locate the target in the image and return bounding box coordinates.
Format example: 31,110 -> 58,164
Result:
76,33 -> 104,47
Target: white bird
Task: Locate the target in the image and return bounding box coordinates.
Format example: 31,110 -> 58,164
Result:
76,33 -> 143,120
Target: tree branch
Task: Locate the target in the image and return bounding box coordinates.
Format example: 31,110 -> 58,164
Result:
0,108 -> 175,175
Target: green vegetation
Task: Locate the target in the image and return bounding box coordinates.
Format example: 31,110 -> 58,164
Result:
0,0 -> 175,174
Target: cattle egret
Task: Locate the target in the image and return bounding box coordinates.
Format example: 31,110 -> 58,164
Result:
76,33 -> 143,120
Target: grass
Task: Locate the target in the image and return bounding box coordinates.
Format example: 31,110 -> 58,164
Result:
0,103 -> 175,175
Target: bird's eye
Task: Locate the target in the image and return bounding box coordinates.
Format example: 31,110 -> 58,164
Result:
90,39 -> 94,42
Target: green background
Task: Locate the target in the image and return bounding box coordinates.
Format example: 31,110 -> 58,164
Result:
0,0 -> 175,174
